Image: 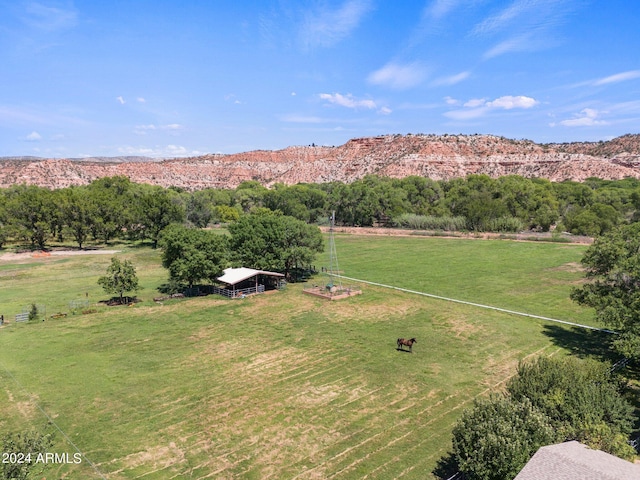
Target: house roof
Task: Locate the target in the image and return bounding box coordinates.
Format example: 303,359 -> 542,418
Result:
217,267 -> 284,286
514,441 -> 640,480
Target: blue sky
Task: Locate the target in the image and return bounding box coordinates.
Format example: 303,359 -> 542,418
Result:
1,0 -> 639,158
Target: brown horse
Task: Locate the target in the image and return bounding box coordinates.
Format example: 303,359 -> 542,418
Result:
397,338 -> 417,352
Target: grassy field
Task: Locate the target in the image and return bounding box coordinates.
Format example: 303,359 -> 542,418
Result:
0,235 -> 608,479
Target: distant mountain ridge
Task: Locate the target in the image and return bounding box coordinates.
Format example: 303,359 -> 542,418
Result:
1,133 -> 639,190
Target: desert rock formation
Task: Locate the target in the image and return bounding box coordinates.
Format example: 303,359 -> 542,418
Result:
1,133 -> 639,190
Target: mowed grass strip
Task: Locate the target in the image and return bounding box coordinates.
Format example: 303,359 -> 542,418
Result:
0,237 -> 600,479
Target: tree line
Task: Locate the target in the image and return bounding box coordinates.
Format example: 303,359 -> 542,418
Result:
2,174 -> 640,250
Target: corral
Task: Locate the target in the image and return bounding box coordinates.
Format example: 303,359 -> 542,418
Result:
0,234 -> 605,479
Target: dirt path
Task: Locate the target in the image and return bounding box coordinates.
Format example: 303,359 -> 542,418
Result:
0,249 -> 121,262
319,226 -> 593,244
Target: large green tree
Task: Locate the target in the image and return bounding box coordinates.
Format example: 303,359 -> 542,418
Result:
131,185 -> 185,248
228,211 -> 323,278
86,176 -> 135,244
452,355 -> 636,479
159,224 -> 228,287
59,186 -> 93,248
506,356 -> 635,456
571,222 -> 640,359
5,185 -> 55,249
452,395 -> 558,480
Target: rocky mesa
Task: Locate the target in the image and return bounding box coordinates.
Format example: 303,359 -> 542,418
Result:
1,133 -> 639,190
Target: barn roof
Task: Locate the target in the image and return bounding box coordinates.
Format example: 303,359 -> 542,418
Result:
514,441 -> 640,480
217,267 -> 284,286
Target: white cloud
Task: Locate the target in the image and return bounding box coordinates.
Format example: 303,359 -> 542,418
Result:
445,95 -> 538,120
368,62 -> 428,89
486,95 -> 539,109
116,96 -> 125,105
378,106 -> 392,115
319,93 -> 377,109
444,96 -> 460,106
557,108 -> 608,127
593,70 -> 640,86
137,97 -> 146,103
431,71 -> 470,87
25,131 -> 42,141
300,0 -> 372,48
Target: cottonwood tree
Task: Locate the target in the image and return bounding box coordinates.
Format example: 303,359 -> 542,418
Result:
4,185 -> 55,249
130,185 -> 185,248
452,355 -> 636,479
228,210 -> 323,278
452,395 -> 558,480
98,257 -> 140,303
159,224 -> 228,288
59,186 -> 92,248
571,222 -> 640,359
507,356 -> 635,459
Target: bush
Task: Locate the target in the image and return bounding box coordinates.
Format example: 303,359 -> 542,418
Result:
484,216 -> 524,233
393,213 -> 467,231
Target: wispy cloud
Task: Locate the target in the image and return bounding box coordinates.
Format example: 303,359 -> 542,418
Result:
279,114 -> 327,124
133,123 -> 184,135
117,144 -> 203,158
424,0 -> 467,20
21,2 -> 78,32
483,33 -> 539,59
474,0 -> 577,59
319,93 -> 377,109
593,70 -> 640,86
431,71 -> 470,87
116,96 -> 126,105
445,95 -> 539,120
368,62 -> 428,89
300,0 -> 372,48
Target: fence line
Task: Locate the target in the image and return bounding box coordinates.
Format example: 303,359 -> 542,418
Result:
185,284 -> 266,298
335,274 -> 618,335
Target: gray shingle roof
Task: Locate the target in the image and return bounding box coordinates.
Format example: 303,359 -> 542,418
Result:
514,441 -> 640,480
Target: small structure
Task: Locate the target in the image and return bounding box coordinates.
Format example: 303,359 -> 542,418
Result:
514,441 -> 640,480
303,211 -> 362,300
212,267 -> 285,298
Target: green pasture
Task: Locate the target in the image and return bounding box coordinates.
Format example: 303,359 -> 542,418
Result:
333,234 -> 593,325
0,236 -> 608,479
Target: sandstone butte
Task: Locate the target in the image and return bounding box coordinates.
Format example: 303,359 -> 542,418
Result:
1,133 -> 639,190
